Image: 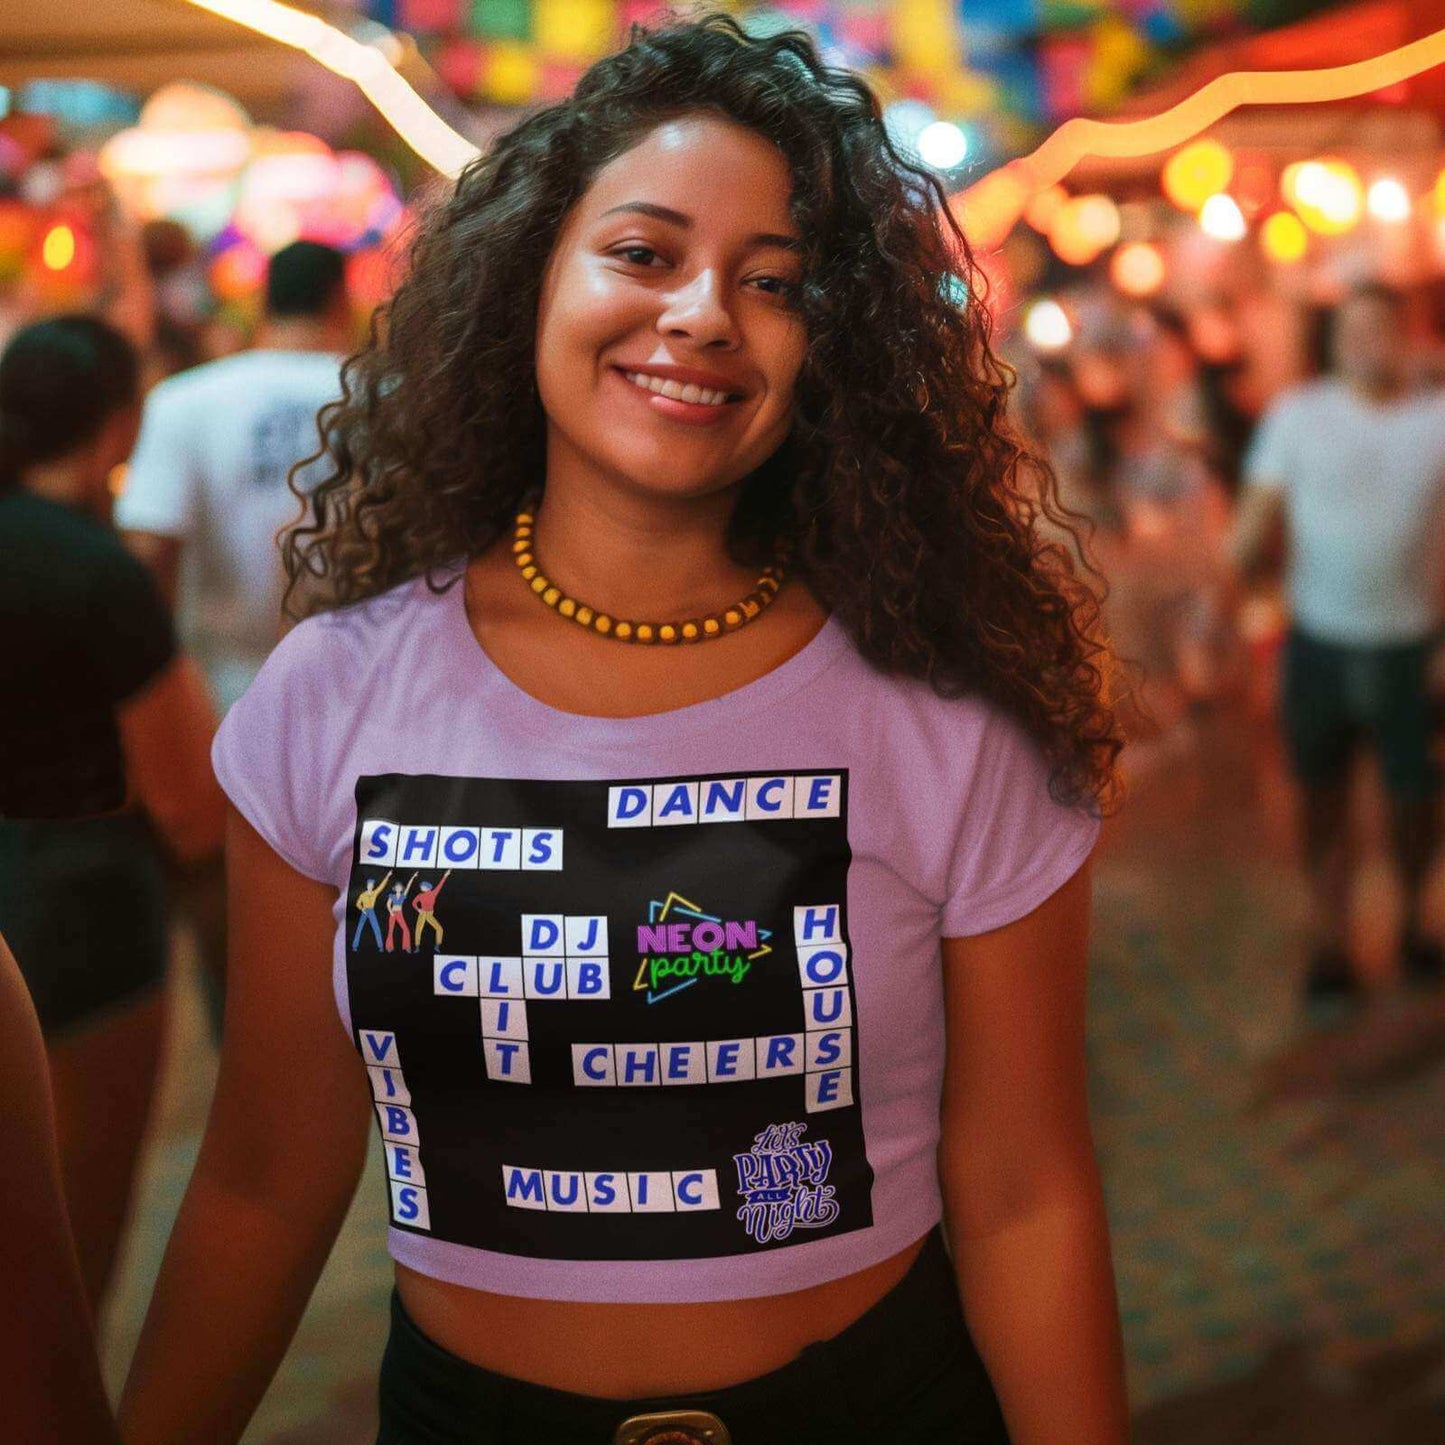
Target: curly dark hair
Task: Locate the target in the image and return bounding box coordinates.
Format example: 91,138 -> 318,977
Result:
283,8 -> 1122,813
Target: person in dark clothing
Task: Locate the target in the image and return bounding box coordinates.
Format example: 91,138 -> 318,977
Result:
0,315 -> 224,1307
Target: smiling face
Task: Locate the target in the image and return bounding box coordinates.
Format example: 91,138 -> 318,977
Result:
533,112 -> 808,504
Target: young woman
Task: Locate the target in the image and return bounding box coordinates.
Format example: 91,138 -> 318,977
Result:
120,15 -> 1127,1444
0,316 -> 223,1314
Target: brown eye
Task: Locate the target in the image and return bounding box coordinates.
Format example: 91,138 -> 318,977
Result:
754,276 -> 801,303
614,246 -> 661,267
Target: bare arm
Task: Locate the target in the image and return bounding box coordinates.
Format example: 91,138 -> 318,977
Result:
1227,482 -> 1286,584
116,654 -> 225,865
118,806 -> 372,1444
0,933 -> 121,1445
118,530 -> 182,613
939,857 -> 1130,1445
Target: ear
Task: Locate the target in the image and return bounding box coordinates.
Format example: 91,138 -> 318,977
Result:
100,403 -> 143,472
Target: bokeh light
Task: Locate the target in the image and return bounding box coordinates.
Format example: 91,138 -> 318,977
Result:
1366,177 -> 1411,223
916,121 -> 968,171
1260,210 -> 1309,263
1199,193 -> 1246,243
1162,140 -> 1233,212
1049,194 -> 1120,267
1024,298 -> 1072,351
41,223 -> 75,271
1109,242 -> 1166,298
1282,159 -> 1363,236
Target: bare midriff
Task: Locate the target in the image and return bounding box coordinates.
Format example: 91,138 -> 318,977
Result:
394,1233 -> 929,1397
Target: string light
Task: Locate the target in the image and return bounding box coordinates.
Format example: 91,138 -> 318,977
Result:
186,0 -> 1445,276
181,0 -> 474,178
955,28 -> 1445,247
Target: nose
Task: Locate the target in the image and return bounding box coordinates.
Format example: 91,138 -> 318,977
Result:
655,268 -> 739,349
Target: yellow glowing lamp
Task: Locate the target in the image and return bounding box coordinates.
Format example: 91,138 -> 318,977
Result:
1435,167 -> 1445,216
1282,158 -> 1363,235
1162,140 -> 1233,212
42,224 -> 76,272
1110,242 -> 1165,298
1261,210 -> 1308,263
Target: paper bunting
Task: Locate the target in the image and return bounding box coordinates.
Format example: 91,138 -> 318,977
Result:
390,0 -> 1312,128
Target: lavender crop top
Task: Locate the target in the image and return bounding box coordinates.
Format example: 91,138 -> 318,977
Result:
211,565 -> 1100,1303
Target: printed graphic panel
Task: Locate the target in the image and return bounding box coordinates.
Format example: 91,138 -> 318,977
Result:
345,770 -> 871,1260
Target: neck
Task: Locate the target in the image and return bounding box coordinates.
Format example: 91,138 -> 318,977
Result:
1348,373 -> 1405,405
254,318 -> 339,353
23,456 -> 108,522
529,444 -> 773,622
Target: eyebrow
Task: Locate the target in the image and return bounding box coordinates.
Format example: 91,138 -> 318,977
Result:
598,201 -> 801,251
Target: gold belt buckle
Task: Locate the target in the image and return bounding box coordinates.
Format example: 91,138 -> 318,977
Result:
611,1407 -> 732,1445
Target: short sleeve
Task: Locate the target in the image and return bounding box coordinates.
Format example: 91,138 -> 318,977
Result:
940,710 -> 1101,938
114,383 -> 199,537
1242,396 -> 1294,493
210,616 -> 345,883
86,545 -> 177,706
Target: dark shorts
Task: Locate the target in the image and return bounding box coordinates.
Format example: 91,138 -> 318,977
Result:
377,1226 -> 1010,1445
0,810 -> 168,1036
1281,626 -> 1440,802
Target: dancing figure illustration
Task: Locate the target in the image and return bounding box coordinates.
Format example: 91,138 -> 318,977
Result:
351,870 -> 392,952
410,871 -> 452,952
384,874 -> 417,953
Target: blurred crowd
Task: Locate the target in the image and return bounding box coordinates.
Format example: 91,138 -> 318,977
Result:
1014,278 -> 1445,742
5,149 -> 1445,1437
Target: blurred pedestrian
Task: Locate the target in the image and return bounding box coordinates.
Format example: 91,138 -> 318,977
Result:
115,240 -> 349,1031
116,238 -> 350,715
1111,306 -> 1236,717
0,315 -> 224,1307
1231,281 -> 1445,1004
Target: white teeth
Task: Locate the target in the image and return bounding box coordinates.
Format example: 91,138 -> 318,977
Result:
623,371 -> 733,406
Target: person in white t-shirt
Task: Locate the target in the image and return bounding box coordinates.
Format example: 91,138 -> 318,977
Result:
117,240 -> 350,715
1231,282 -> 1445,1004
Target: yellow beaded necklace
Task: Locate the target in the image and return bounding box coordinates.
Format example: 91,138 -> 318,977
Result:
511,508 -> 788,644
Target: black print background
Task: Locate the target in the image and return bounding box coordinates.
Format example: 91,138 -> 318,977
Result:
346,770 -> 874,1260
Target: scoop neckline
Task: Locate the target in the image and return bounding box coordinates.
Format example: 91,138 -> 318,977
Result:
434,561 -> 851,749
